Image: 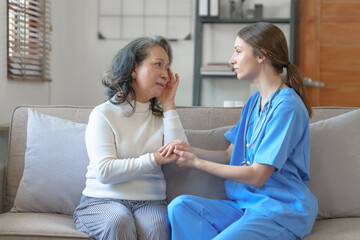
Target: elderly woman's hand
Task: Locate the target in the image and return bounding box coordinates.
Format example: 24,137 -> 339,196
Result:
153,152 -> 179,165
158,139 -> 193,158
157,69 -> 179,111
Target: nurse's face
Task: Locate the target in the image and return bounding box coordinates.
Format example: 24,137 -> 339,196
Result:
229,36 -> 261,81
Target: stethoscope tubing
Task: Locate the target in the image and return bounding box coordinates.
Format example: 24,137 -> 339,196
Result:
242,81 -> 284,166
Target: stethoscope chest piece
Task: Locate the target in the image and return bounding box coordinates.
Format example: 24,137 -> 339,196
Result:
241,160 -> 251,166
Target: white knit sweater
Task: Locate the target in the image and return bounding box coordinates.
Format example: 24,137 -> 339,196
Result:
82,100 -> 187,200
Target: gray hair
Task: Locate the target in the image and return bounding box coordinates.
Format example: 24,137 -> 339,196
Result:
102,36 -> 173,116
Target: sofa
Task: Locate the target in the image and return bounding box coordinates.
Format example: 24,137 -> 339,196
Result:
0,105 -> 359,240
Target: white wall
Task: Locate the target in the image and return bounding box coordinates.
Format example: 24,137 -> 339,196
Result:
0,1 -> 51,125
0,0 -> 195,164
0,0 -> 195,126
0,0 -> 291,164
0,0 -> 51,164
0,0 -> 291,121
50,0 -> 194,108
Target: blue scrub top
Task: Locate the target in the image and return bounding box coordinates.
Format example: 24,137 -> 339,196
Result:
224,88 -> 318,238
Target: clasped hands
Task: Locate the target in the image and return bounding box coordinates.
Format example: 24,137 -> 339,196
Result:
154,139 -> 198,168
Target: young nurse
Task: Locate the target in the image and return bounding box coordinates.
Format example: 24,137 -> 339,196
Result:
160,22 -> 318,239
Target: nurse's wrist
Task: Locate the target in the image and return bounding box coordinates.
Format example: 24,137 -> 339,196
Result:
193,157 -> 204,169
190,146 -> 197,155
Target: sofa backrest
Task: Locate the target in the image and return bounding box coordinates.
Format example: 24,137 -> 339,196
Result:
3,105 -> 359,214
4,105 -> 244,212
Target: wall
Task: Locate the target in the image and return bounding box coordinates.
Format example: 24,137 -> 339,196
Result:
0,0 -> 195,164
0,0 -> 51,164
0,0 -> 290,164
0,0 -> 195,125
0,0 -> 291,120
0,1 -> 51,125
50,0 -> 194,108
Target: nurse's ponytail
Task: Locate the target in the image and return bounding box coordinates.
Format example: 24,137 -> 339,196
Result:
284,63 -> 312,117
238,22 -> 312,117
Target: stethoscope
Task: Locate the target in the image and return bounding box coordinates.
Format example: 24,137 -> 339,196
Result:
241,80 -> 284,166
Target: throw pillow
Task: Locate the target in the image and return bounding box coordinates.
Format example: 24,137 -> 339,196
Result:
163,125 -> 233,203
11,109 -> 89,216
308,109 -> 360,219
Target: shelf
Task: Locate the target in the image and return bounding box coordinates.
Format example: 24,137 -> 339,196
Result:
192,0 -> 296,106
201,73 -> 237,78
199,18 -> 291,24
0,124 -> 9,132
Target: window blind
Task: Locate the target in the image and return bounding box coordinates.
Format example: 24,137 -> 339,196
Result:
7,0 -> 52,82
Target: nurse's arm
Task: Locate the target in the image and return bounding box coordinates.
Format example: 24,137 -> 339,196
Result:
199,161 -> 275,188
192,143 -> 233,164
174,148 -> 274,188
160,140 -> 233,164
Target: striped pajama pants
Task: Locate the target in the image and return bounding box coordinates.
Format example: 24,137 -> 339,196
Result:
73,195 -> 170,240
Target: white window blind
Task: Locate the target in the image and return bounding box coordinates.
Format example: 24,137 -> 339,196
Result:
7,0 -> 52,81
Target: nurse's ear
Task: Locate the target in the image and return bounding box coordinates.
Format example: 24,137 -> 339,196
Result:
257,56 -> 266,64
257,49 -> 268,64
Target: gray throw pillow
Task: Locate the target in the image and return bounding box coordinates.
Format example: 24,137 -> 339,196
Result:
163,125 -> 233,203
308,109 -> 360,219
11,109 -> 89,215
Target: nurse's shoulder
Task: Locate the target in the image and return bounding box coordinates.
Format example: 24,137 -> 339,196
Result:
273,88 -> 309,123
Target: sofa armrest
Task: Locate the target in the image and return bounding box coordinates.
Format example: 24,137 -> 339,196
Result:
0,163 -> 5,213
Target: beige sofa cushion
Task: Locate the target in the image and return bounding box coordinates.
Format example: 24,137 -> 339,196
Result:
304,218 -> 360,240
0,212 -> 88,240
308,109 -> 360,219
11,109 -> 89,216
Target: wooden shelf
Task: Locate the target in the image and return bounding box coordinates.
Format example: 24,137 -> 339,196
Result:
201,73 -> 237,78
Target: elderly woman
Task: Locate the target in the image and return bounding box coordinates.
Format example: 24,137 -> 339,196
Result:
73,36 -> 187,240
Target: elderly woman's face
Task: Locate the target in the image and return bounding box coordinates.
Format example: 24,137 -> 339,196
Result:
131,45 -> 170,103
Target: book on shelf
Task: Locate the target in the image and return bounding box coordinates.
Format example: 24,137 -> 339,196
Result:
209,0 -> 219,17
199,0 -> 209,17
199,0 -> 219,17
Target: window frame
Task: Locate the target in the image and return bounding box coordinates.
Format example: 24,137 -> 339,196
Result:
7,0 -> 52,82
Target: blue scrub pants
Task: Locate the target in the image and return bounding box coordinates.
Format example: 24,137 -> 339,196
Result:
168,195 -> 299,240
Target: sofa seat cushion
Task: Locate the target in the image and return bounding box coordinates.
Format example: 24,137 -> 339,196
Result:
0,212 -> 88,240
303,218 -> 360,240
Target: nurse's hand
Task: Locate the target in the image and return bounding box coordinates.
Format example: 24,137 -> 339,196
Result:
158,139 -> 193,157
173,146 -> 199,169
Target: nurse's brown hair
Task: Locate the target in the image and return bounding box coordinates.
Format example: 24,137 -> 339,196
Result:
238,22 -> 312,117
